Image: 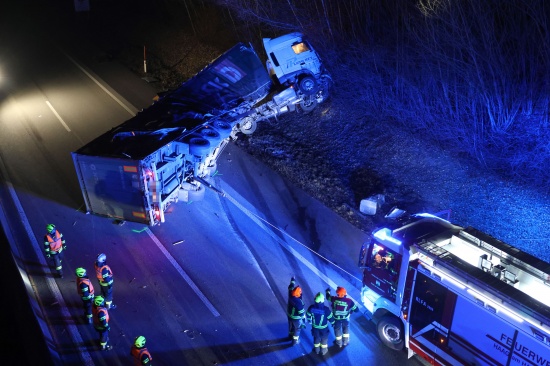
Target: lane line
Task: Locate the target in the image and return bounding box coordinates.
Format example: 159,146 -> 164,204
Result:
145,228 -> 221,317
61,51 -> 136,116
0,151 -> 94,365
223,189 -> 365,311
45,100 -> 71,132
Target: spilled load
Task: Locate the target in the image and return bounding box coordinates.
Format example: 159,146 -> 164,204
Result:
72,33 -> 331,225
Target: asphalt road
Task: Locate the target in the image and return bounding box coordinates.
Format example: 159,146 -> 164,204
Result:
0,3 -> 426,365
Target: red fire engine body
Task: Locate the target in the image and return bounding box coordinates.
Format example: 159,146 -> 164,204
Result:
358,211 -> 550,365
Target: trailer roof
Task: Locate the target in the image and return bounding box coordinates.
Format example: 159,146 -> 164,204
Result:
75,42 -> 271,160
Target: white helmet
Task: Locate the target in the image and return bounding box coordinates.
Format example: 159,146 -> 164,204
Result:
97,253 -> 107,263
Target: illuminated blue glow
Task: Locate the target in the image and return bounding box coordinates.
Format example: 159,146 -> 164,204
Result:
416,212 -> 450,223
373,228 -> 402,246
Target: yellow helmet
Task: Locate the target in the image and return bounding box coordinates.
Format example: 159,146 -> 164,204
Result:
75,268 -> 87,278
94,296 -> 105,307
135,336 -> 146,348
315,292 -> 325,303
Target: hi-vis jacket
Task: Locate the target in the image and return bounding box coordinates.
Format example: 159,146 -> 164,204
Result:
95,263 -> 114,287
307,303 -> 335,329
131,346 -> 153,366
326,295 -> 358,320
93,305 -> 109,330
77,277 -> 95,301
44,230 -> 65,255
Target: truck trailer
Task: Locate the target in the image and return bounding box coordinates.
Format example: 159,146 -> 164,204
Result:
358,209 -> 550,365
72,33 -> 331,225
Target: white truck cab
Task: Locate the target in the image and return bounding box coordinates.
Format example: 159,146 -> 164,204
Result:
263,32 -> 326,96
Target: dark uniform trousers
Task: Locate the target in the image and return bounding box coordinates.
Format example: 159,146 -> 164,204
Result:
312,327 -> 330,353
333,318 -> 350,346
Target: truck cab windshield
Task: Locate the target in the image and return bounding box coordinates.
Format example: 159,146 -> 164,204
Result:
364,243 -> 402,302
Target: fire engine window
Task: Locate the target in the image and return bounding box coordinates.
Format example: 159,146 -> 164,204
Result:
292,42 -> 310,55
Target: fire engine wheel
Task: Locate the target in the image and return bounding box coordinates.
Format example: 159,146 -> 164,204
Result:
189,137 -> 211,156
298,96 -> 318,114
187,184 -> 205,202
238,117 -> 257,135
377,316 -> 404,351
298,75 -> 317,96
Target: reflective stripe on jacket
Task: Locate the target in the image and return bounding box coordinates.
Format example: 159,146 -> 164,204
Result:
287,296 -> 305,320
77,277 -> 95,300
131,346 -> 153,365
307,303 -> 334,329
95,263 -> 113,286
328,296 -> 358,320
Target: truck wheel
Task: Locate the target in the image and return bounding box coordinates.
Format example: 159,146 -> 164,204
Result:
188,184 -> 205,202
238,117 -> 257,135
200,128 -> 222,146
377,316 -> 404,351
298,96 -> 318,114
189,137 -> 211,156
298,75 -> 317,96
212,120 -> 232,139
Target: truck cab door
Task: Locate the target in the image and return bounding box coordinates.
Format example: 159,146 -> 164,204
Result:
264,37 -> 321,83
363,242 -> 402,303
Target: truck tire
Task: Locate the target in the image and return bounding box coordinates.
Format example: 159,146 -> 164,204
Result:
188,184 -> 205,202
212,120 -> 232,139
298,75 -> 317,96
200,128 -> 222,146
297,95 -> 318,114
377,315 -> 404,351
238,116 -> 257,135
189,137 -> 211,156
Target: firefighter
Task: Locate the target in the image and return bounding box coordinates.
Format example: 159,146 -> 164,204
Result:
95,253 -> 116,309
307,292 -> 334,355
92,295 -> 113,351
76,267 -> 95,324
326,286 -> 358,347
131,335 -> 153,365
44,224 -> 66,278
287,277 -> 306,345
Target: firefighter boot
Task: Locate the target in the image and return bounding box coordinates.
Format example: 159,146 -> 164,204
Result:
314,345 -> 320,354
321,346 -> 328,355
101,344 -> 113,351
335,338 -> 342,348
343,334 -> 349,346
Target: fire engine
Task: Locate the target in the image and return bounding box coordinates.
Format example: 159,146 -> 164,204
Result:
358,209 -> 550,365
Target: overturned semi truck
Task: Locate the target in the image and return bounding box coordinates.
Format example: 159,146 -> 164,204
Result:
72,33 -> 331,225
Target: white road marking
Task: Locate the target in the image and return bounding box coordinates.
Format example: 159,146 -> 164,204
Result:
145,228 -> 221,317
0,152 -> 94,365
61,51 -> 136,116
45,100 -> 71,132
223,189 -> 365,311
